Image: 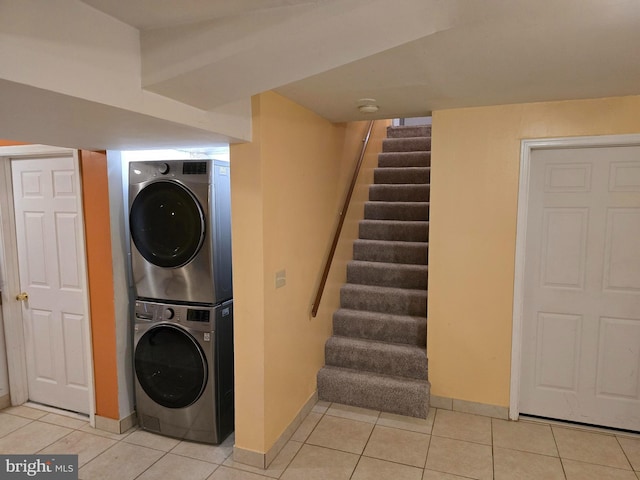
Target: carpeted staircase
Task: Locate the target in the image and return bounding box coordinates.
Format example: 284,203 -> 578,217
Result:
317,124 -> 431,418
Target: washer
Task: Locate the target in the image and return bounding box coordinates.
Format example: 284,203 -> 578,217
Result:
133,299 -> 234,444
128,160 -> 232,305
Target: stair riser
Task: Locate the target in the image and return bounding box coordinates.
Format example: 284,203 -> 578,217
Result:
369,185 -> 429,202
378,152 -> 431,168
341,287 -> 427,316
325,341 -> 428,380
364,202 -> 429,221
353,240 -> 428,265
383,137 -> 431,153
333,310 -> 426,346
374,167 -> 430,184
359,221 -> 428,242
387,125 -> 431,138
347,262 -> 427,289
317,367 -> 430,418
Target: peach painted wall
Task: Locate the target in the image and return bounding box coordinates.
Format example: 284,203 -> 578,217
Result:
230,91 -> 388,454
79,150 -> 119,420
428,95 -> 640,407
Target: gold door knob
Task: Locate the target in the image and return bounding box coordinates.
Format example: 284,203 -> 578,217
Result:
16,292 -> 28,302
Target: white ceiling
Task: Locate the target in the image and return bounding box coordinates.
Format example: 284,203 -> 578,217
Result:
2,0 -> 640,149
81,0 -> 640,123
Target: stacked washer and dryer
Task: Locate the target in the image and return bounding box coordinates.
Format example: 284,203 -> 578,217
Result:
128,160 -> 234,444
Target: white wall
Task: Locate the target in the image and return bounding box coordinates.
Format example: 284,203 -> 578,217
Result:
0,309 -> 9,400
106,151 -> 135,418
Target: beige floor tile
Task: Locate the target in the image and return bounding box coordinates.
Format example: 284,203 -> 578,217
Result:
79,442 -> 164,480
492,419 -> 558,456
171,436 -> 234,464
312,401 -> 331,415
422,470 -> 471,479
306,415 -> 374,455
0,421 -> 73,453
352,456 -> 423,480
223,441 -> 302,479
553,427 -> 631,470
291,412 -> 322,442
208,465 -> 272,480
280,444 -> 359,480
78,424 -> 136,441
363,425 -> 430,468
376,408 -> 435,434
432,410 -> 492,445
326,403 -> 380,424
2,405 -> 48,420
0,412 -> 32,437
493,447 -> 564,480
39,412 -> 89,430
563,458 -> 639,480
137,452 -> 218,480
39,430 -> 117,466
618,436 -> 640,471
425,436 -> 493,480
123,429 -> 181,451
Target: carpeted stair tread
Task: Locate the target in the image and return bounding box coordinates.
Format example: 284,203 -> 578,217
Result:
369,184 -> 429,202
325,336 -> 428,380
359,220 -> 428,242
386,125 -> 431,138
383,137 -> 431,153
364,202 -> 429,221
341,284 -> 427,317
347,260 -> 427,289
378,152 -> 431,168
353,239 -> 428,265
333,308 -> 426,346
317,366 -> 430,418
374,167 -> 430,185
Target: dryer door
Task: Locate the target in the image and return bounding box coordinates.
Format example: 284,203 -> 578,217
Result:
134,324 -> 208,409
130,180 -> 205,268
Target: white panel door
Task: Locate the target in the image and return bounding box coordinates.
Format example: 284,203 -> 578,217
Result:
11,155 -> 90,414
520,145 -> 640,431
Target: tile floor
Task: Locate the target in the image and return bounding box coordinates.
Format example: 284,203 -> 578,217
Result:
1,402 -> 639,479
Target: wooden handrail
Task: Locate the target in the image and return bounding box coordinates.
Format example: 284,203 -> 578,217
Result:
311,120 -> 375,317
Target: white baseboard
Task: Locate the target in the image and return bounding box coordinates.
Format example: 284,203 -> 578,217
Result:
430,395 -> 509,419
95,412 -> 137,434
233,391 -> 318,469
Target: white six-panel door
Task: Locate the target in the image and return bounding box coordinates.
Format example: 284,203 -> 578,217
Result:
11,154 -> 90,414
520,144 -> 640,431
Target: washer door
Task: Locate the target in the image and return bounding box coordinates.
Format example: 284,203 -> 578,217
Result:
135,324 -> 208,409
130,180 -> 205,268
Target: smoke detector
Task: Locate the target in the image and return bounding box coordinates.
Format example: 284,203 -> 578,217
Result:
357,98 -> 379,113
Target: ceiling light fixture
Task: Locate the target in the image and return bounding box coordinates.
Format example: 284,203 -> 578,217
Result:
357,98 -> 379,113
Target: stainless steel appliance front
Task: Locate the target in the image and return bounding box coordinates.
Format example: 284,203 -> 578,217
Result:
128,160 -> 232,305
133,299 -> 234,444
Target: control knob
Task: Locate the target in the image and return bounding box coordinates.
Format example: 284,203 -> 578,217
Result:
163,308 -> 175,320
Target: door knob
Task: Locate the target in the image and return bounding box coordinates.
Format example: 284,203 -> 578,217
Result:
16,292 -> 28,302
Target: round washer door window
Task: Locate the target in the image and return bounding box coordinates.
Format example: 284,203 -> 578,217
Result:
134,324 -> 208,409
130,181 -> 205,268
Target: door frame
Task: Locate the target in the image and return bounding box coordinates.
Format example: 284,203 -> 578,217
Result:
509,133 -> 640,422
0,145 -> 95,422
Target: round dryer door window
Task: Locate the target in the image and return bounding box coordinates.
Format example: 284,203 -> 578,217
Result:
130,181 -> 205,268
135,324 -> 208,409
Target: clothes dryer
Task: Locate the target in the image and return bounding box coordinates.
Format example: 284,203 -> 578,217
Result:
129,160 -> 232,305
133,299 -> 234,444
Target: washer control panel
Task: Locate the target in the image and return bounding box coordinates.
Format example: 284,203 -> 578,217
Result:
134,300 -> 213,331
